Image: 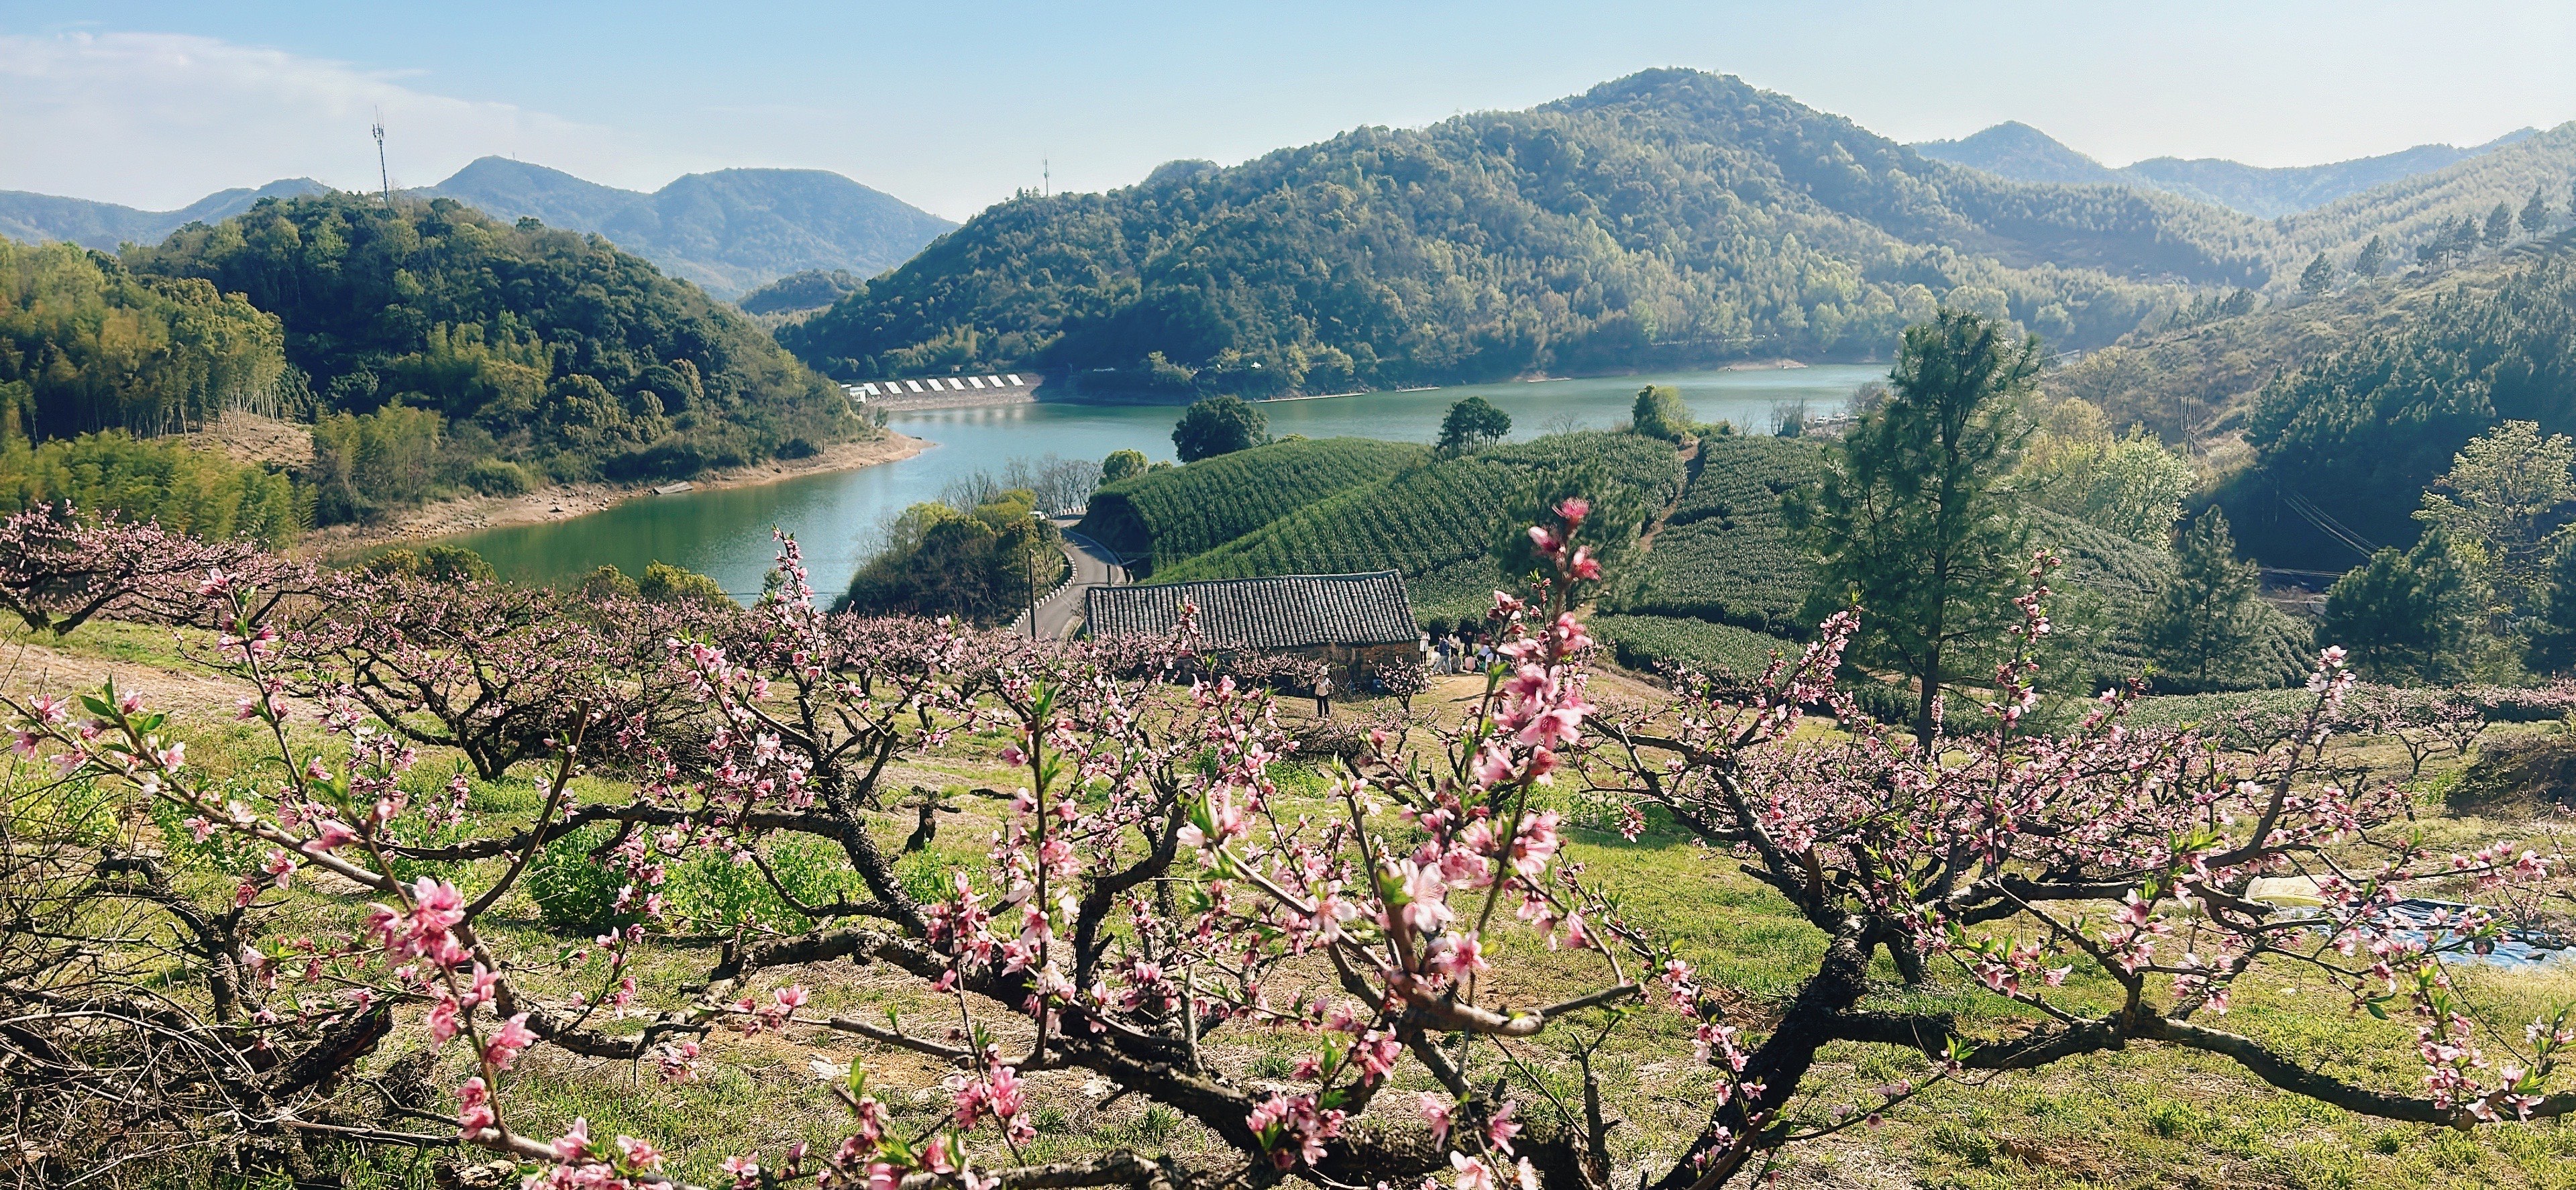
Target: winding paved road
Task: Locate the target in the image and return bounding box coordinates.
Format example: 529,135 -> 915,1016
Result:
1012,524 -> 1126,640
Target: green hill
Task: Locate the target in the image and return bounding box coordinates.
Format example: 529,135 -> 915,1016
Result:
739,270 -> 866,316
782,69 -> 2285,390
2275,125 -> 2576,266
1911,122 -> 2129,188
123,193 -> 860,484
1075,437 -> 1427,575
2214,249 -> 2576,567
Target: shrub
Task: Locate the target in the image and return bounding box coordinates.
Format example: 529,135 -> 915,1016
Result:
363,543 -> 496,584
637,561 -> 733,608
1591,614 -> 1796,682
464,457 -> 536,496
664,835 -> 858,933
526,824 -> 634,934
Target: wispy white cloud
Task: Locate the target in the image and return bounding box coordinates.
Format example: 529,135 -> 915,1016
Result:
0,32 -> 672,208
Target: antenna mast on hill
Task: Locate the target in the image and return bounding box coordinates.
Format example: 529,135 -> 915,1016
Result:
372,109 -> 391,205
1042,158 -> 1049,198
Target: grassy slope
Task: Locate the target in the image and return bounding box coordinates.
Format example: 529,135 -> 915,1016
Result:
17,618 -> 2575,1189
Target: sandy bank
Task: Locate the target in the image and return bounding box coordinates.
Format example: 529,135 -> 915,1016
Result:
299,433 -> 926,557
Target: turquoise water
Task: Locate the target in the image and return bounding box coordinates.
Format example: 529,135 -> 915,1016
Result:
444,364 -> 1884,599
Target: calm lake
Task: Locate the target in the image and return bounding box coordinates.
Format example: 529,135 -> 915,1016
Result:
445,364 -> 1885,599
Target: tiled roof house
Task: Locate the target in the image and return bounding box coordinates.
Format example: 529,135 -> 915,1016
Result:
1085,572 -> 1418,668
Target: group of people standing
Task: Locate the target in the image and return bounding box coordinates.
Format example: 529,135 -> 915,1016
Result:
1301,624 -> 1495,718
1425,625 -> 1494,675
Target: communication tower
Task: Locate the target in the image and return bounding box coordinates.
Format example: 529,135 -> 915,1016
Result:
372,109 -> 391,205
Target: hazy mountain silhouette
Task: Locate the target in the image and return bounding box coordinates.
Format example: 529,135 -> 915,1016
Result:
0,160 -> 953,301
1915,122 -> 2538,217
0,178 -> 331,251
418,158 -> 954,299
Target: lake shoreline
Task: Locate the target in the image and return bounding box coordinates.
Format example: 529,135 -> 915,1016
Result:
297,433 -> 928,559
926,357 -> 1839,408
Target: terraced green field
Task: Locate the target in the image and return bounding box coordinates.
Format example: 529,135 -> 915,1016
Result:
1075,437 -> 1426,574
1622,435 -> 1827,633
1152,432 -> 1685,590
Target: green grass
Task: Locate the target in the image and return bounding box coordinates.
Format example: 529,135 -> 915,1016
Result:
1,616 -> 208,669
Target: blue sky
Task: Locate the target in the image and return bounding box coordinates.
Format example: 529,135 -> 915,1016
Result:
3,1 -> 2572,219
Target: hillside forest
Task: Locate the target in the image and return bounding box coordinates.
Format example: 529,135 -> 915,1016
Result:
1,195 -> 868,538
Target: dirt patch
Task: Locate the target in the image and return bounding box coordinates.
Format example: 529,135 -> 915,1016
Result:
182,410 -> 315,468
0,639 -> 244,717
2449,732 -> 2576,815
297,433 -> 926,557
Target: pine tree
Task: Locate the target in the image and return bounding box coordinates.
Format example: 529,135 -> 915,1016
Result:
2298,253 -> 2334,299
2527,537 -> 2576,674
2487,203 -> 2516,247
1792,309 -> 2041,744
2352,235 -> 2387,278
2146,508 -> 2263,686
2523,189 -> 2553,236
2320,530 -> 2487,684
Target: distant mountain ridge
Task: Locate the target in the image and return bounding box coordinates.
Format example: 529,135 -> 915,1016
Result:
1914,122 -> 2536,217
782,68 -> 2290,390
416,158 -> 955,299
0,160 -> 953,301
0,178 -> 331,252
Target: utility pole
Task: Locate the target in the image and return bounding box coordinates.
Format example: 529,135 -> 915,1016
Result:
372,109 -> 392,206
1042,158 -> 1049,199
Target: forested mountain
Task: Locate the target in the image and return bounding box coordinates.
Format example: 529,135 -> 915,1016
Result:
120,193 -> 857,483
419,158 -> 953,298
1916,123 -> 2537,218
2275,125 -> 2576,262
0,160 -> 951,303
0,178 -> 330,252
1909,123 -> 2130,188
2209,248 -> 2576,567
782,69 -> 2284,392
2050,234 -> 2557,446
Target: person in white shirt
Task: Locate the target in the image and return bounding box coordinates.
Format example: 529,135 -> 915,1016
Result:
1313,672 -> 1333,716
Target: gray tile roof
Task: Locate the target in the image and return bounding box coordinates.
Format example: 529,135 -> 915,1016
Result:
1086,572 -> 1416,649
